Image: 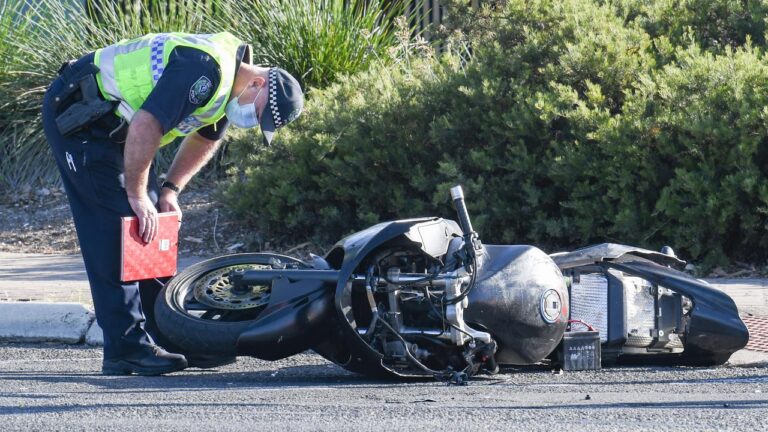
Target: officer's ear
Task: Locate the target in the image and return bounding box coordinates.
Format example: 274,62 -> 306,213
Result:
252,76 -> 267,89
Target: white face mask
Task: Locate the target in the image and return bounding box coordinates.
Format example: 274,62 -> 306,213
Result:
225,86 -> 262,128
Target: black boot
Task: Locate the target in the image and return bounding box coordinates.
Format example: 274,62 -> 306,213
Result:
102,344 -> 188,376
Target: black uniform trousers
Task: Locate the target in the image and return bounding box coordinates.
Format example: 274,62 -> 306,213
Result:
41,54 -> 168,360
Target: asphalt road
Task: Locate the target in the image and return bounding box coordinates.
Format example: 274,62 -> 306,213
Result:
0,344 -> 766,431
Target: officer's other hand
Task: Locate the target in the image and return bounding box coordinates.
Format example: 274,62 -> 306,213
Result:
159,189 -> 182,224
128,194 -> 158,243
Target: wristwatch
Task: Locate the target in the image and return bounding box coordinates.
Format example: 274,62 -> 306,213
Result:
161,180 -> 181,193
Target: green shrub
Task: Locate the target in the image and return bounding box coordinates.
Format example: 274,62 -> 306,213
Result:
609,0 -> 768,53
623,45 -> 768,267
542,45 -> 768,267
222,0 -> 655,243
222,0 -> 768,268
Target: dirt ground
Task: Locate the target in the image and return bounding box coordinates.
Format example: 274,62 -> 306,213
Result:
0,186 -> 325,260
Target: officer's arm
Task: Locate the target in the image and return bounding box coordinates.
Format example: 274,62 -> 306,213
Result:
163,131 -> 222,191
124,109 -> 163,198
157,132 -> 221,221
124,109 -> 163,242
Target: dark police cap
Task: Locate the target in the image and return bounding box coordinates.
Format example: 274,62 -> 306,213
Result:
260,68 -> 304,146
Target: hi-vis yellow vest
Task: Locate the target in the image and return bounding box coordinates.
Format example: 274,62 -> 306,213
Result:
94,32 -> 242,145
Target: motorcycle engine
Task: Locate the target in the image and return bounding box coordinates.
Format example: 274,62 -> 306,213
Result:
348,244 -> 498,381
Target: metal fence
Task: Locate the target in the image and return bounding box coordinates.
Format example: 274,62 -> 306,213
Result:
407,0 -> 484,39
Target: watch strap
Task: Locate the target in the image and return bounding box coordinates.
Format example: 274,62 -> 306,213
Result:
161,180 -> 180,193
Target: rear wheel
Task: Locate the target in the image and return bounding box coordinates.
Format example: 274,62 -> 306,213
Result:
154,253 -> 308,356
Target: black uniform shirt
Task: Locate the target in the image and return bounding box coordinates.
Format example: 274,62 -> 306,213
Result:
140,46 -> 230,141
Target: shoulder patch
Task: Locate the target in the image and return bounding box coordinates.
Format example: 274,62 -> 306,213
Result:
189,76 -> 213,105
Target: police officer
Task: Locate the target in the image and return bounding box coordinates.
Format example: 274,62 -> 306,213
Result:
41,32 -> 304,376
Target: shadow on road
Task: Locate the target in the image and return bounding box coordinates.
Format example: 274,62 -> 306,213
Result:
0,364 -> 412,392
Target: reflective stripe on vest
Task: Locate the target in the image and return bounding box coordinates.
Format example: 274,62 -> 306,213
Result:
95,32 -> 242,145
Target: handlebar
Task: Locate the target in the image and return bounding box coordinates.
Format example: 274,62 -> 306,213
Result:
450,185 -> 474,236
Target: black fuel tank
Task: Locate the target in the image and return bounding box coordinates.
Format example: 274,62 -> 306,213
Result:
465,245 -> 569,364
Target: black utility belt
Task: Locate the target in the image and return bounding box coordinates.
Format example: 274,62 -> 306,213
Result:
54,61 -> 118,137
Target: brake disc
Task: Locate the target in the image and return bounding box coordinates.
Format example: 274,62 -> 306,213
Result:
192,265 -> 271,310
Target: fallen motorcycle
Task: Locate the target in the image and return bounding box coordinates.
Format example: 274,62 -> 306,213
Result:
155,186 -> 749,381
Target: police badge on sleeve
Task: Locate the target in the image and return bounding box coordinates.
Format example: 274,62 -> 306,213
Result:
189,76 -> 213,104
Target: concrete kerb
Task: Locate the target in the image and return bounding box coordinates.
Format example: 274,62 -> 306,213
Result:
0,302 -> 95,344
0,301 -> 104,346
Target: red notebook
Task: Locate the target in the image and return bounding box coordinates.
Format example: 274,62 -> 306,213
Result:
120,212 -> 180,282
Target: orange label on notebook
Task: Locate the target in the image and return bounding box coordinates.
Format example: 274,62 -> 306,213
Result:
120,212 -> 180,282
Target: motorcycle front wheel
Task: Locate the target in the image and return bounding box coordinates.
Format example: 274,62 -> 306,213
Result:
154,253 -> 308,356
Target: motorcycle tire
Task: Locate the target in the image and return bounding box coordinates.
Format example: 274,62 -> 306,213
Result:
154,253 -> 308,356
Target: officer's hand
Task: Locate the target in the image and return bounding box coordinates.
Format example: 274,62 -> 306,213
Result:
159,189 -> 182,223
127,194 -> 158,243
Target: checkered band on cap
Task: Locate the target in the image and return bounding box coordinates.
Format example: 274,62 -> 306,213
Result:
268,68 -> 285,128
150,35 -> 170,83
